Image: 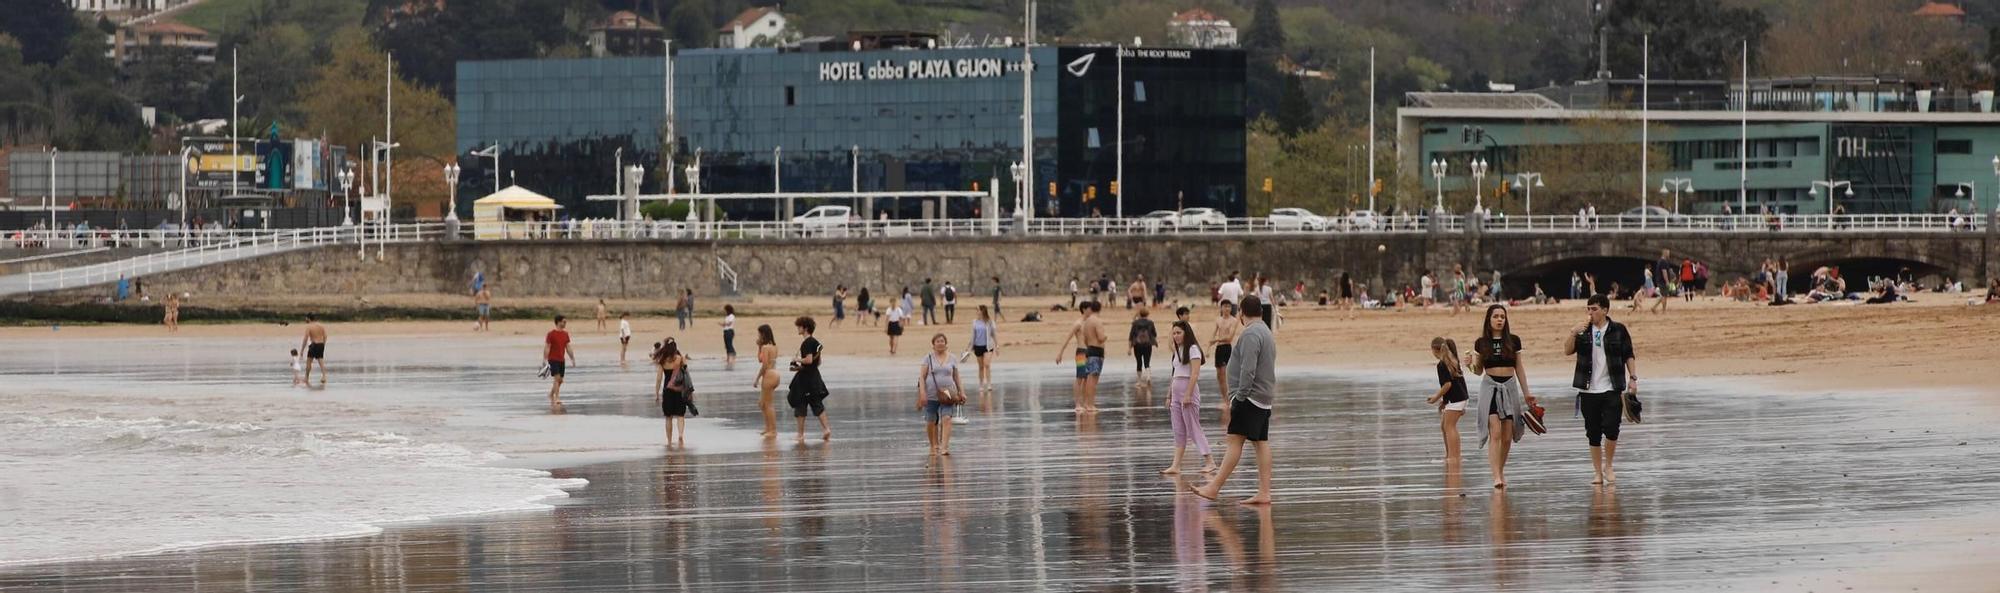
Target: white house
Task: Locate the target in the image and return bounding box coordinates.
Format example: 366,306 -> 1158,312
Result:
1168,8 -> 1238,49
717,6 -> 789,49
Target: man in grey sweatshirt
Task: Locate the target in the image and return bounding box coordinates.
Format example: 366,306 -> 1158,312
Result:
1190,295 -> 1276,505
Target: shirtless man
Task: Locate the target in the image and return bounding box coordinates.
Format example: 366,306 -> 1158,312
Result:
474,287 -> 492,331
594,298 -> 609,333
1128,275 -> 1148,309
1054,300 -> 1107,413
299,313 -> 328,386
1211,301 -> 1243,404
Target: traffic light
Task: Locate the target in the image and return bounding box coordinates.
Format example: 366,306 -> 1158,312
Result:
1262,177 -> 1273,193
1110,180 -> 1120,195
1500,180 -> 1511,195
1085,185 -> 1097,202
1371,178 -> 1383,195
972,181 -> 980,192
1048,181 -> 1057,197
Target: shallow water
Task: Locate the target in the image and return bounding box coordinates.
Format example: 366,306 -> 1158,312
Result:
2,333 -> 1997,591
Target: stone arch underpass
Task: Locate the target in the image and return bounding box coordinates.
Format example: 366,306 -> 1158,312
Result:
1466,232 -> 1993,300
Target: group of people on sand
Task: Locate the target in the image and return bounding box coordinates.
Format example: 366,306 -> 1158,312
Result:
1425,296 -> 1641,489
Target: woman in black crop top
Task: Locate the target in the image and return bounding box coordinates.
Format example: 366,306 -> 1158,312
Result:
1427,337 -> 1469,461
1466,304 -> 1534,489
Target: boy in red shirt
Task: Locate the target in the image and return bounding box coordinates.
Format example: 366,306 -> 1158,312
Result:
545,316 -> 577,412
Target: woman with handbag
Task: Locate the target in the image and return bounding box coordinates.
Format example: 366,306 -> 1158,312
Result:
653,338 -> 693,447
1466,304 -> 1538,489
916,333 -> 967,456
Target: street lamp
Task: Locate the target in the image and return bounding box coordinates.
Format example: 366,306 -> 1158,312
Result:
1469,157 -> 1488,213
1009,161 -> 1026,217
1429,158 -> 1448,213
1659,178 -> 1692,216
1514,172 -> 1544,227
472,144 -> 500,193
443,163 -> 461,222
1990,155 -> 1999,212
1807,180 -> 1854,227
337,163 -> 355,227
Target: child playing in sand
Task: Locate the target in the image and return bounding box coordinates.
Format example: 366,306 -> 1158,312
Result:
290,349 -> 305,386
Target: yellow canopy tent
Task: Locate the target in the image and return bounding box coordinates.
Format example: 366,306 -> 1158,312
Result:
472,185 -> 562,240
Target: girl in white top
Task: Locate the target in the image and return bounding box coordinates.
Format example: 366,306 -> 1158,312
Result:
885,304 -> 907,355
617,313 -> 634,364
719,305 -> 739,366
1161,321 -> 1214,475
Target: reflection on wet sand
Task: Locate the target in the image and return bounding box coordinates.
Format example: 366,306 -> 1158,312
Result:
6,369 -> 1999,591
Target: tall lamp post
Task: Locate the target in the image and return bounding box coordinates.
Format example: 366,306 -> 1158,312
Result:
1009,161 -> 1026,218
473,144 -> 500,193
178,146 -> 193,234
1659,177 -> 1692,217
1429,158 -> 1448,213
337,164 -> 355,228
1469,157 -> 1488,214
1514,172 -> 1544,227
1808,179 -> 1853,228
443,163 -> 461,222
1990,155 -> 1999,213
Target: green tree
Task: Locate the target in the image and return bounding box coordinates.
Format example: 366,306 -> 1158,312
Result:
127,45 -> 213,122
667,0 -> 717,47
0,0 -> 77,66
1242,0 -> 1284,57
301,31 -> 456,163
1602,0 -> 1768,80
1274,75 -> 1312,136
240,23 -> 313,127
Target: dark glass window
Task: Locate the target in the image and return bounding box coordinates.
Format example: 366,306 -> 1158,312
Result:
1938,139 -> 1971,154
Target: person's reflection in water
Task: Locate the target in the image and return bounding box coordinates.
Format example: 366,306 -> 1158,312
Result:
1441,459 -> 1467,546
1203,504 -> 1278,591
759,439 -> 784,556
1172,490 -> 1208,593
793,445 -> 830,570
1586,486 -> 1637,576
1486,491 -> 1521,586
652,455 -> 695,591
922,456 -> 962,588
1071,414 -> 1111,565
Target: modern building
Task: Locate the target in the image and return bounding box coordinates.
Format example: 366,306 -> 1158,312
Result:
717,6 -> 790,50
454,40 -> 1246,219
1399,77 -> 2000,215
1168,9 -> 1238,49
588,10 -> 665,58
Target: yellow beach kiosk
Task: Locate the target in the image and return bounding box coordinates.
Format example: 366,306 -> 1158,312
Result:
472,186 -> 561,240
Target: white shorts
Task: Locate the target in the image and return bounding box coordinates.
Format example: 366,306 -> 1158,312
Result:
1443,400 -> 1467,412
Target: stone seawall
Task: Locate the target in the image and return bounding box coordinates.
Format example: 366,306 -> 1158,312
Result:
21,231 -> 1995,302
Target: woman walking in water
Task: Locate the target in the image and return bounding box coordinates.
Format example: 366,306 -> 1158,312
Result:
1160,321 -> 1215,476
1425,337 -> 1470,461
916,333 -> 966,456
1467,304 -> 1535,488
652,338 -> 691,446
753,324 -> 780,438
969,305 -> 998,394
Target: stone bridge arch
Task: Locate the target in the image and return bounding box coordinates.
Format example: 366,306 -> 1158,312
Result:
1778,242 -> 1978,292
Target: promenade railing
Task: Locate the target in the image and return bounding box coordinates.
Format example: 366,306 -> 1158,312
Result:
0,223 -> 444,296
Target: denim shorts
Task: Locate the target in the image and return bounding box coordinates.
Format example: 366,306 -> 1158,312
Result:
923,399 -> 958,424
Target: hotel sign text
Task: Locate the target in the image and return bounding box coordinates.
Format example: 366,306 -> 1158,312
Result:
818,58 -> 1013,82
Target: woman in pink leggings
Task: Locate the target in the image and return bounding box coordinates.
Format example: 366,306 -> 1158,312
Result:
1160,321 -> 1215,475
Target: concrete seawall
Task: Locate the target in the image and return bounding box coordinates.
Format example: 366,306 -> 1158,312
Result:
21,231 -> 1997,302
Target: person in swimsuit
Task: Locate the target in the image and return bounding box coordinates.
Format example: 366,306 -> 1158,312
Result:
970,306 -> 997,395
1467,304 -> 1535,489
474,287 -> 492,331
916,333 -> 966,456
789,317 -> 832,442
163,293 -> 180,332
652,338 -> 690,446
753,324 -> 781,438
1211,301 -> 1242,403
1160,321 -> 1214,476
1053,300 -> 1106,413
299,313 -> 329,386
719,305 -> 738,367
1426,337 -> 1469,461
595,298 -> 609,333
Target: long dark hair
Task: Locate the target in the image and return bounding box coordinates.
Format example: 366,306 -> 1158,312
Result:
756,324 -> 776,346
1172,321 -> 1202,365
1480,304 -> 1514,359
651,337 -> 682,365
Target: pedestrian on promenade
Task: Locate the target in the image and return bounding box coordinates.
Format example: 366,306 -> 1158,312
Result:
753,324 -> 780,437
1160,320 -> 1214,476
1467,304 -> 1535,489
1565,295 -> 1638,486
789,317 -> 832,442
916,333 -> 965,456
1426,337 -> 1469,461
1188,295 -> 1276,506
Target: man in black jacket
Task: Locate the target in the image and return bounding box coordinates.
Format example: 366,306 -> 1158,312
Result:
1564,294 -> 1638,486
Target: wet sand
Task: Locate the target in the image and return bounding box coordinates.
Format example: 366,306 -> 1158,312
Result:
2,296 -> 1998,590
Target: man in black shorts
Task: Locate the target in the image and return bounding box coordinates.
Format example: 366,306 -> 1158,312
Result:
1191,295 -> 1276,505
789,316 -> 832,441
299,313 -> 329,386
543,315 -> 576,412
1565,295 -> 1637,486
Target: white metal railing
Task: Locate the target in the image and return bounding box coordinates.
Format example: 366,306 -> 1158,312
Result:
1,227 -> 331,251
1477,213 -> 1990,233
0,223 -> 444,296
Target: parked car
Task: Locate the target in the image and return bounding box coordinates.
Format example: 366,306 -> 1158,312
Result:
1177,207 -> 1227,227
792,205 -> 856,234
1267,208 -> 1328,231
1347,210 -> 1382,230
1617,205 -> 1691,226
1133,210 -> 1180,232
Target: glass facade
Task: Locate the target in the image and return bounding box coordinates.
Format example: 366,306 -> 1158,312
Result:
456,46 -> 1245,218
